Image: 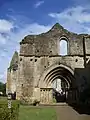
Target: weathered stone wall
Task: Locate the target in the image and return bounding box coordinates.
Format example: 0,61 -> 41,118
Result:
6,51 -> 18,95
6,69 -> 18,94
85,37 -> 90,55
17,55 -> 84,101
20,23 -> 84,56
7,23 -> 90,104
6,69 -> 11,94
32,56 -> 84,88
16,56 -> 35,102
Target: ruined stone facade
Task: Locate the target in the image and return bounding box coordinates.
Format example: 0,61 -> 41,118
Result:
6,23 -> 90,104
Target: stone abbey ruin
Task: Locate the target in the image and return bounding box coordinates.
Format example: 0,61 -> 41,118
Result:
6,23 -> 90,104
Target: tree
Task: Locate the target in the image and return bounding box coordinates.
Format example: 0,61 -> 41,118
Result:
0,82 -> 6,96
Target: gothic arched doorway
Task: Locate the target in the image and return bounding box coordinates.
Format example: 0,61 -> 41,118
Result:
39,64 -> 76,104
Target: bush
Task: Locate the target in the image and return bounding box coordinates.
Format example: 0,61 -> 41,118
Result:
33,99 -> 40,106
0,82 -> 6,96
53,97 -> 56,103
0,100 -> 20,120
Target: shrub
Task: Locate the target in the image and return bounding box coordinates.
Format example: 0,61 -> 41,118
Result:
33,99 -> 40,106
53,97 -> 56,103
0,100 -> 20,120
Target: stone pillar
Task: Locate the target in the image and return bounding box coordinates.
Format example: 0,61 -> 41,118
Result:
46,90 -> 49,103
40,89 -> 44,103
40,89 -> 42,103
43,90 -> 45,103
49,89 -> 53,103
33,87 -> 40,102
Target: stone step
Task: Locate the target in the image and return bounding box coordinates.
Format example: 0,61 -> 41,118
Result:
39,102 -> 68,106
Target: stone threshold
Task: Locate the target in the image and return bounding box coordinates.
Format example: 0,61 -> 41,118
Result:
39,102 -> 68,106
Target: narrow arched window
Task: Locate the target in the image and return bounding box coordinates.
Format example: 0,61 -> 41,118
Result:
59,39 -> 68,56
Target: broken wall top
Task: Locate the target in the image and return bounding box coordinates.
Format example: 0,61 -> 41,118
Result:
8,51 -> 18,71
19,23 -> 90,56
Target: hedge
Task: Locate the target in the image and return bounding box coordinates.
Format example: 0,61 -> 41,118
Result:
0,99 -> 19,120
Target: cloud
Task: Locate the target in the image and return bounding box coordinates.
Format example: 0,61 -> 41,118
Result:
0,19 -> 14,33
0,71 -> 7,83
49,6 -> 90,23
0,34 -> 7,44
34,0 -> 44,8
48,6 -> 90,34
1,5 -> 90,83
0,19 -> 14,45
0,18 -> 51,83
18,23 -> 51,35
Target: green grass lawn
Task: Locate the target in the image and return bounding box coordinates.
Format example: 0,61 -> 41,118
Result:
18,106 -> 57,120
0,97 -> 57,120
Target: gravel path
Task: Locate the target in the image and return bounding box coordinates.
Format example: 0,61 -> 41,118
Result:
55,105 -> 90,120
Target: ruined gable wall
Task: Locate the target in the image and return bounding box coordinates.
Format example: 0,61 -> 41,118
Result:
20,24 -> 84,56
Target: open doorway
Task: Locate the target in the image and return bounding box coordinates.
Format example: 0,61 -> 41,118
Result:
52,78 -> 69,103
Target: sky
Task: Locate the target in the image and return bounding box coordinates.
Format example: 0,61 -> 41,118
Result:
0,0 -> 90,83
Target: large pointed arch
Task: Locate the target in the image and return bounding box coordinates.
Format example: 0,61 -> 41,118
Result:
38,64 -> 75,88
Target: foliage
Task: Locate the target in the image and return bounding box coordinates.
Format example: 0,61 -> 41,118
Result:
0,99 -> 20,120
0,82 -> 6,96
19,105 -> 57,120
54,23 -> 62,28
53,97 -> 56,103
33,99 -> 40,106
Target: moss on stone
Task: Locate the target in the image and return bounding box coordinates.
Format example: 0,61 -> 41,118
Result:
54,23 -> 63,28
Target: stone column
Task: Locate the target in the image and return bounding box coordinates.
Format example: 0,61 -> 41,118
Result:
33,87 -> 40,102
49,89 -> 53,103
46,90 -> 49,103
